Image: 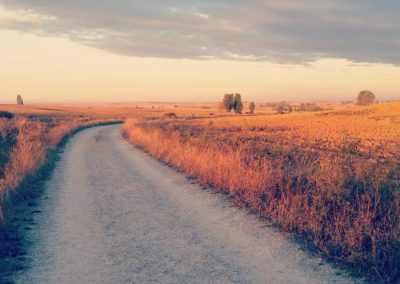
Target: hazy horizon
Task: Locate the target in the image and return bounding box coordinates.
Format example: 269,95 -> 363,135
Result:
1,1 -> 399,103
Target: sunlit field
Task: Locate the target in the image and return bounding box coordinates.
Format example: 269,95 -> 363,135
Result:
123,101 -> 400,281
1,101 -> 399,281
0,106 -> 121,220
0,103 -> 214,219
2,1 -> 400,282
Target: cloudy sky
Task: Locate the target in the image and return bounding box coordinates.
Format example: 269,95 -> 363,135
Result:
0,1 -> 399,102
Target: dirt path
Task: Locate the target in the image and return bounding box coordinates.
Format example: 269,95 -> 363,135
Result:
11,125 -> 361,283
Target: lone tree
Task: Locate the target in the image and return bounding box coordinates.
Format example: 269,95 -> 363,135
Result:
249,102 -> 255,114
17,95 -> 23,105
233,93 -> 243,114
223,94 -> 234,112
357,90 -> 375,106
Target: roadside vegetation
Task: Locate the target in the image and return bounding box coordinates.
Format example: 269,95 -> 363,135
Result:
0,102 -> 171,222
123,101 -> 400,282
0,110 -> 123,222
0,102 -> 226,278
0,102 -> 220,224
0,107 -> 121,268
1,99 -> 398,282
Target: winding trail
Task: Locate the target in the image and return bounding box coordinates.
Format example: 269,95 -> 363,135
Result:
13,125 -> 360,283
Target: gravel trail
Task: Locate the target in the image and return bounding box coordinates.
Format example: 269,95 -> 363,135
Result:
13,125 -> 360,283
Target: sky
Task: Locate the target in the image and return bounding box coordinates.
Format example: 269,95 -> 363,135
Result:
0,1 -> 399,103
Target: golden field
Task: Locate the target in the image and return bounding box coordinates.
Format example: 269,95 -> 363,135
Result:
0,102 -> 221,220
123,102 -> 400,282
0,105 -> 124,221
1,101 -> 399,281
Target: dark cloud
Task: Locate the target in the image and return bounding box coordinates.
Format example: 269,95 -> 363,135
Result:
1,0 -> 399,64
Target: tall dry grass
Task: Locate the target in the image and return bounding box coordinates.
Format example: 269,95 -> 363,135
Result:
123,103 -> 400,282
0,115 -> 121,220
0,101 -> 218,219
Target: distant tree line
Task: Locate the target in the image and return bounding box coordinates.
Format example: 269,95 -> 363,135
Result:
221,89 -> 376,116
274,102 -> 323,114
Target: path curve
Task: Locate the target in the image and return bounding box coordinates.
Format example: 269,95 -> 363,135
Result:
13,125 -> 360,283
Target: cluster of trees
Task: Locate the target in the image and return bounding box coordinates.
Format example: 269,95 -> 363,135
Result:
222,94 -> 256,114
221,90 -> 375,116
222,93 -> 243,114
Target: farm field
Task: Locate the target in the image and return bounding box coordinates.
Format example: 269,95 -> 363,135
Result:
1,101 -> 399,282
2,1 -> 399,282
0,105 -> 123,221
0,102 -> 227,219
123,101 -> 400,282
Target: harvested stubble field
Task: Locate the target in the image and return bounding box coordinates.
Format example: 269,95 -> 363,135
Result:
123,102 -> 400,282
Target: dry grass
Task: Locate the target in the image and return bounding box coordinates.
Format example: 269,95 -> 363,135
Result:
0,104 -> 132,220
0,102 -> 224,221
123,102 -> 400,282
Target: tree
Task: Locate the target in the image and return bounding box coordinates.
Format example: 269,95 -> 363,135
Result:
17,95 -> 23,105
233,93 -> 243,114
222,94 -> 234,112
357,90 -> 375,106
249,102 -> 255,114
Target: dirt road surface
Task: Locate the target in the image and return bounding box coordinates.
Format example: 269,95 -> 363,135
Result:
12,125 -> 360,283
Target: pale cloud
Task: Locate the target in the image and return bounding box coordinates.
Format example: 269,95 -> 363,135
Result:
0,1 -> 399,65
194,12 -> 209,19
0,6 -> 56,25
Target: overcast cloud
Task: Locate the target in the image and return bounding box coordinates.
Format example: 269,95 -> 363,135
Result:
0,0 -> 399,65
